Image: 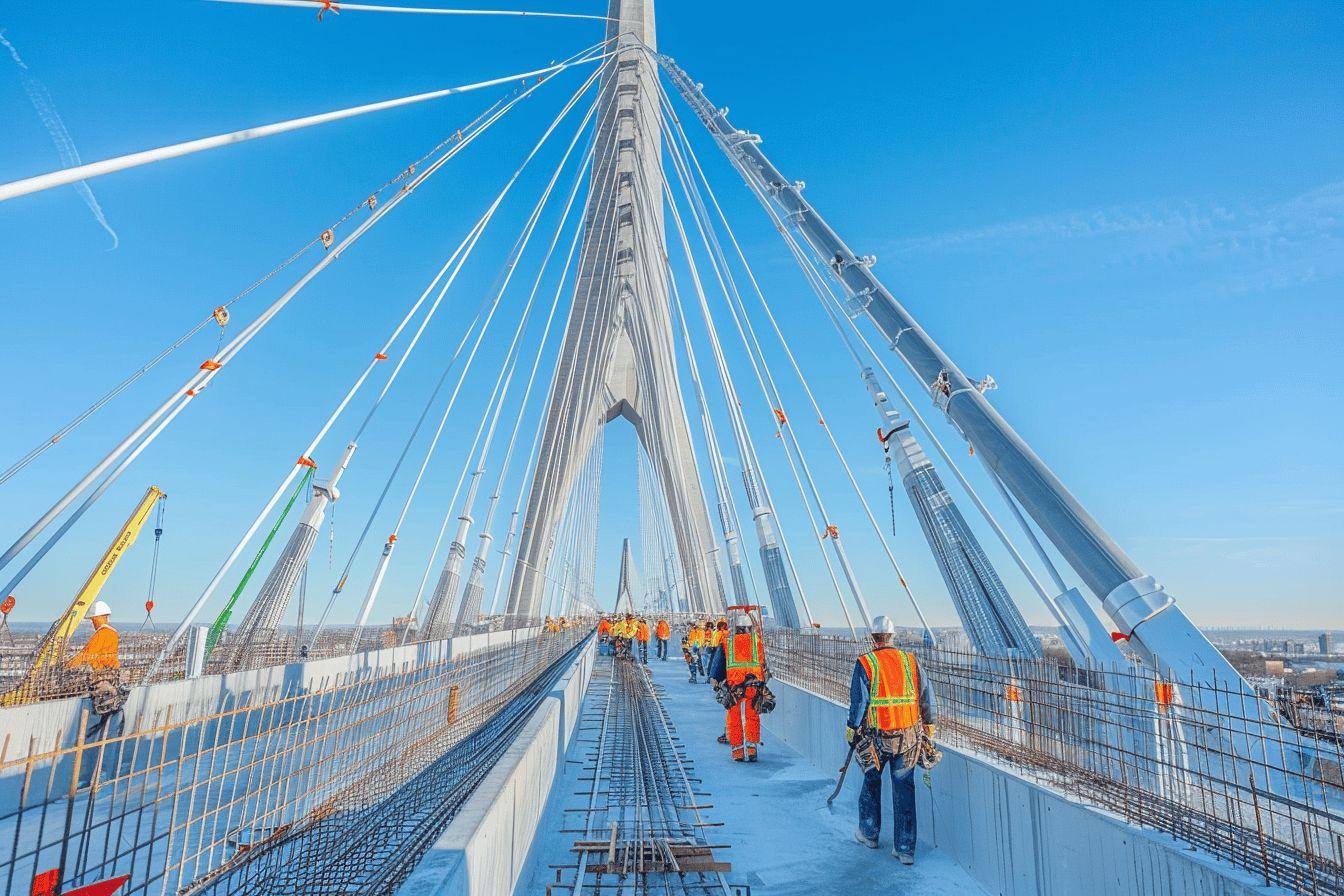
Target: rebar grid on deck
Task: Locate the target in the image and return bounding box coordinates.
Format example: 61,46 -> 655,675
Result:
764,629 -> 1344,896
547,655 -> 744,896
0,627 -> 587,896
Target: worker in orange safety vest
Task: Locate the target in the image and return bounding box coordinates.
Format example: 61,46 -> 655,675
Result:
654,618 -> 671,661
846,615 -> 937,864
707,611 -> 766,761
65,601 -> 125,789
686,621 -> 706,682
634,617 -> 651,665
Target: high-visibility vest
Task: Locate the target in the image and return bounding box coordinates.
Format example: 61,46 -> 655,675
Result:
597,620 -> 611,635
636,622 -> 650,642
688,627 -> 705,646
68,624 -> 120,671
724,632 -> 762,684
656,620 -> 670,639
710,628 -> 727,649
858,647 -> 920,731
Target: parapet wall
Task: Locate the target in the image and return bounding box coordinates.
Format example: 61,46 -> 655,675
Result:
763,675 -> 1287,896
0,627 -> 539,764
396,638 -> 596,896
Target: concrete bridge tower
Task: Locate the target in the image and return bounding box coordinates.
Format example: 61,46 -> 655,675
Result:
505,0 -> 724,618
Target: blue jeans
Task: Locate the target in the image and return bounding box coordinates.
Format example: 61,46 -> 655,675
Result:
859,754 -> 916,851
656,638 -> 668,659
79,708 -> 125,789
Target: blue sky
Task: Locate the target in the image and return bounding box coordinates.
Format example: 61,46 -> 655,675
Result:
0,1 -> 1340,632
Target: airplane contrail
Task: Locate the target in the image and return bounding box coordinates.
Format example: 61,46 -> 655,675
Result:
1,29 -> 119,248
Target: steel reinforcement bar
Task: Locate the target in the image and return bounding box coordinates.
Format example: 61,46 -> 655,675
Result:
0,627 -> 590,896
764,630 -> 1344,895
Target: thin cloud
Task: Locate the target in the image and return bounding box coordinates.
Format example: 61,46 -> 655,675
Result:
1,29 -> 119,249
885,181 -> 1344,296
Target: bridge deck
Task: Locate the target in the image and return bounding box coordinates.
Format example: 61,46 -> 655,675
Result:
522,651 -> 985,895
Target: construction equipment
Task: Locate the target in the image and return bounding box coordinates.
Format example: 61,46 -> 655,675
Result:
1,485 -> 165,705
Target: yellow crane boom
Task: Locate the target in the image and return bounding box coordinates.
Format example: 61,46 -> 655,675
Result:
1,485 -> 165,706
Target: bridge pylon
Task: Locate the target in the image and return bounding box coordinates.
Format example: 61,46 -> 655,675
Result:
505,0 -> 723,619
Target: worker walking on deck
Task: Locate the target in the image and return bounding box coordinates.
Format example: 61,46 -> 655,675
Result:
655,618 -> 670,660
681,632 -> 699,682
706,618 -> 729,687
687,621 -> 706,682
635,617 -> 651,664
64,601 -> 126,789
708,612 -> 766,762
846,615 -> 937,864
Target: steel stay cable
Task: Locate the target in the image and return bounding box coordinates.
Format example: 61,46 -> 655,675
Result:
0,43 -> 611,593
403,132 -> 593,631
655,75 -> 938,637
310,65 -> 605,644
500,67 -> 636,621
206,0 -> 615,20
659,143 -> 866,633
347,67 -> 605,637
142,62 -> 589,676
649,68 -> 848,631
0,96 -> 516,490
403,77 -> 608,632
815,285 -> 1077,627
0,49 -> 613,202
619,128 -> 730,614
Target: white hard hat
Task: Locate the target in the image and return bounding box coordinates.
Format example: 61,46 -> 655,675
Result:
732,610 -> 752,628
871,615 -> 896,635
90,600 -> 112,618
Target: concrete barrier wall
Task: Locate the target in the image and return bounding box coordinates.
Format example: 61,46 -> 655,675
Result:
763,676 -> 1288,896
0,627 -> 541,764
396,640 -> 596,896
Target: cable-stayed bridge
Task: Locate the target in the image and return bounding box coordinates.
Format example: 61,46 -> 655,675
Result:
0,2 -> 1340,894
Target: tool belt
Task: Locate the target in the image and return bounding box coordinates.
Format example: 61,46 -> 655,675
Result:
716,676 -> 775,714
854,724 -> 921,774
88,668 -> 128,716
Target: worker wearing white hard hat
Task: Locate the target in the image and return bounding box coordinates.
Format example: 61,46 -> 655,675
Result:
66,599 -> 126,789
846,613 -> 938,863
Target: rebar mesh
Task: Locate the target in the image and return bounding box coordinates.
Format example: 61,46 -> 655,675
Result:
764,629 -> 1344,895
0,626 -> 589,896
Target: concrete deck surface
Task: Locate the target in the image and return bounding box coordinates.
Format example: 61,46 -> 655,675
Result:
519,652 -> 986,894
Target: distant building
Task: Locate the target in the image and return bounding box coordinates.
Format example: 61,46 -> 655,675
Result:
1264,659 -> 1286,676
1322,633 -> 1335,656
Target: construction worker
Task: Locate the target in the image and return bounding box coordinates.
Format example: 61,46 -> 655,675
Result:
707,618 -> 729,686
634,617 -> 651,664
845,615 -> 937,864
64,601 -> 125,789
613,613 -> 635,658
687,620 -> 706,682
655,617 -> 670,660
597,616 -> 613,655
543,615 -> 556,634
707,611 -> 766,762
681,631 -> 700,683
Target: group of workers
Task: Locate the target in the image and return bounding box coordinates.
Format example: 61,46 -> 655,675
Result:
594,608 -> 938,864
64,597 -> 936,863
594,613 -> 673,663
